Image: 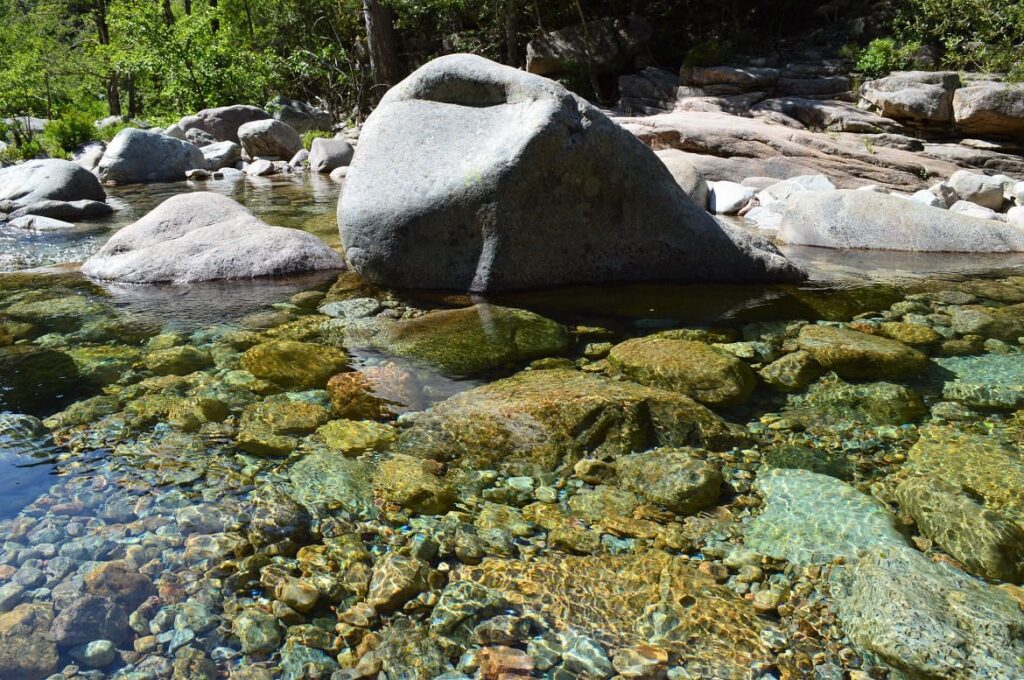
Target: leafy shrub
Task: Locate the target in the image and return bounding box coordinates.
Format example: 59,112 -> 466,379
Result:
301,129 -> 334,150
855,38 -> 918,78
683,40 -> 734,68
41,111 -> 97,154
0,138 -> 44,162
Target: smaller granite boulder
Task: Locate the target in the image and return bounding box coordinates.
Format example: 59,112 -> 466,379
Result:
201,141 -> 242,169
238,119 -> 303,160
177,104 -> 271,143
81,192 -> 344,283
948,170 -> 1005,210
97,128 -> 205,184
269,96 -> 333,133
309,137 -> 354,174
0,159 -> 106,215
952,83 -> 1024,138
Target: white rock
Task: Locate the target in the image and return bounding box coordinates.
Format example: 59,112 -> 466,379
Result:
948,170 -> 1005,210
911,189 -> 945,208
1007,206 -> 1024,229
929,181 -> 957,208
949,200 -> 1001,221
744,206 -> 783,232
757,174 -> 835,209
856,184 -> 888,193
329,166 -> 348,182
289,149 -> 309,168
1012,181 -> 1024,206
7,215 -> 76,230
245,159 -> 276,177
708,181 -> 755,214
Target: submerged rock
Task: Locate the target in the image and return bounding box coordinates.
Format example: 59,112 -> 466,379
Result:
394,368 -> 735,476
241,340 -> 349,390
373,454 -> 455,515
796,324 -> 928,380
0,603 -> 58,679
744,468 -> 907,564
82,192 -> 344,283
0,345 -> 80,412
613,448 -> 722,515
339,54 -> 803,292
97,128 -> 206,184
287,450 -> 376,518
784,375 -> 927,427
831,546 -> 1024,679
607,336 -> 756,407
780,190 -> 1024,252
345,304 -> 570,377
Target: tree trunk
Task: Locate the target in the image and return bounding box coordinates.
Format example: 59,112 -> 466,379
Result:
362,0 -> 403,100
162,0 -> 174,26
505,0 -> 519,66
209,0 -> 219,34
107,74 -> 122,116
184,0 -> 192,15
127,73 -> 138,117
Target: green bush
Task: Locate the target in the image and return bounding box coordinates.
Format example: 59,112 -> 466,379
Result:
683,40 -> 734,68
0,138 -> 44,162
301,129 -> 334,150
855,38 -> 918,78
41,111 -> 97,154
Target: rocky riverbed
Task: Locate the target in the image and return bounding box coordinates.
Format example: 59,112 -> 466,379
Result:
3,259 -> 1024,679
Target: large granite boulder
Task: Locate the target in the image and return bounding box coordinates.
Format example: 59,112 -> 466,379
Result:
177,104 -> 271,143
96,128 -> 205,184
339,54 -> 804,292
0,159 -> 106,217
309,138 -> 354,174
81,192 -> 344,283
525,17 -> 651,77
238,119 -> 303,160
269,96 -> 333,133
779,190 -> 1024,252
860,71 -> 960,123
953,83 -> 1024,138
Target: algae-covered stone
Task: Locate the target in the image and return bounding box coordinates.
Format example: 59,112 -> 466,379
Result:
784,375 -> 927,427
367,553 -> 431,612
906,424 -> 1024,525
237,400 -> 331,456
4,295 -> 110,334
453,551 -> 793,677
68,345 -> 143,385
895,475 -> 1024,583
745,468 -> 907,564
567,486 -> 640,523
614,448 -> 722,515
878,321 -> 941,346
326,363 -> 423,419
316,419 -> 396,455
831,545 -> 1024,680
0,345 -> 79,412
762,445 -> 854,481
607,336 -> 756,406
373,454 -> 455,515
948,305 -> 1024,342
0,603 -> 58,680
241,340 -> 349,389
350,304 -> 570,377
287,451 -> 377,518
757,350 -> 822,392
797,324 -> 928,380
144,345 -> 212,376
935,353 -> 1024,410
232,608 -> 282,656
395,368 -> 736,476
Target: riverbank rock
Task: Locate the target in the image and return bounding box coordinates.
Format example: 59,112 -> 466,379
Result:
952,83 -> 1024,138
744,468 -> 907,564
97,128 -> 205,184
339,54 -> 804,292
81,192 -> 344,283
201,141 -> 242,170
0,603 -> 58,679
860,71 -> 959,123
607,336 -> 756,406
394,368 -> 735,476
342,304 -> 569,377
948,169 -> 1005,209
269,96 -> 333,133
0,159 -> 106,216
779,190 -> 1024,252
831,545 -> 1024,679
309,138 -> 354,174
238,119 -> 303,160
7,198 -> 112,221
796,324 -> 928,380
654,148 -> 709,208
525,17 -> 651,78
177,104 -> 271,143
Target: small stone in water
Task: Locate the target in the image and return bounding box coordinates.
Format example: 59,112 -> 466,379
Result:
70,638 -> 117,668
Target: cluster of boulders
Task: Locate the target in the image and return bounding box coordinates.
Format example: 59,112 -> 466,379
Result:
0,159 -> 112,228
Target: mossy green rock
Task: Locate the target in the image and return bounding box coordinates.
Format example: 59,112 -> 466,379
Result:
144,345 -> 212,376
240,340 -> 349,389
784,375 -> 927,427
237,400 -> 331,456
758,350 -> 822,392
354,304 -> 570,377
287,451 -> 376,518
614,448 -> 722,515
895,476 -> 1024,583
608,336 -> 756,406
0,346 -> 79,412
797,324 -> 928,380
4,295 -> 110,333
315,419 -> 396,455
395,368 -> 736,476
67,345 -> 142,385
373,453 -> 455,515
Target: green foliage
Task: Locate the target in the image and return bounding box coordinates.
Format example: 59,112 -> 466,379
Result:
41,111 -> 98,154
301,129 -> 334,150
894,0 -> 1024,76
0,139 -> 43,162
683,40 -> 734,68
854,38 -> 918,78
97,121 -> 134,142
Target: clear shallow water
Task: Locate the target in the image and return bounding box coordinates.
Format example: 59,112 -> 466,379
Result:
2,178 -> 1024,679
